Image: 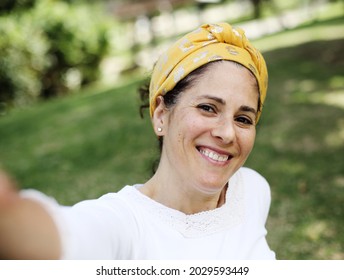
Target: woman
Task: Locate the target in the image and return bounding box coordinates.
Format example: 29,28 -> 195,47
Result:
0,22 -> 275,259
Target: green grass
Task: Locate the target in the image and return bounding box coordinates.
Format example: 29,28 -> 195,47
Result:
245,15 -> 344,259
0,14 -> 343,260
0,80 -> 157,204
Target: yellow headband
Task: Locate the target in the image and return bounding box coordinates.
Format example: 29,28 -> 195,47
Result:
149,22 -> 268,122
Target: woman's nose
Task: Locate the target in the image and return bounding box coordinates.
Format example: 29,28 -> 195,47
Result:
211,118 -> 236,145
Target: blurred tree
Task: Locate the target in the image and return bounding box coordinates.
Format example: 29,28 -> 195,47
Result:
0,14 -> 49,107
0,0 -> 112,108
249,0 -> 269,19
33,1 -> 111,98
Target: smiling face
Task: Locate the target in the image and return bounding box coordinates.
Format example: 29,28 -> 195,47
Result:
153,61 -> 259,196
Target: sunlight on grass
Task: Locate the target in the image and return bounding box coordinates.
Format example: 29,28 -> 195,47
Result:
292,86 -> 344,149
294,89 -> 344,109
302,220 -> 344,259
255,23 -> 344,52
321,90 -> 344,109
301,220 -> 344,259
253,1 -> 344,53
303,220 -> 331,242
334,175 -> 344,188
329,76 -> 344,89
325,118 -> 344,148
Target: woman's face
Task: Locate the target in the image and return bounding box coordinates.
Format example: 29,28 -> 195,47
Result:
154,61 -> 259,195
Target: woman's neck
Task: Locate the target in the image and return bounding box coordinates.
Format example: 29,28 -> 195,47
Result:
140,169 -> 227,215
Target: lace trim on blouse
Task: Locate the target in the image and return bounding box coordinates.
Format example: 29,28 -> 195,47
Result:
121,170 -> 245,238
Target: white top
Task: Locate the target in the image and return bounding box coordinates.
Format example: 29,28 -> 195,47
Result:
21,167 -> 275,260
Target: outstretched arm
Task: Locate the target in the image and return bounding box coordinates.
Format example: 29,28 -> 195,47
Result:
0,172 -> 61,259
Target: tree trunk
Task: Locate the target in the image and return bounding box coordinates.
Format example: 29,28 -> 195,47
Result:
250,0 -> 262,19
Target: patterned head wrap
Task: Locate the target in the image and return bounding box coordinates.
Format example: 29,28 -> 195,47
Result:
149,22 -> 268,122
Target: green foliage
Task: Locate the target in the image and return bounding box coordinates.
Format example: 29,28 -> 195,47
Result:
0,0 -> 37,14
0,14 -> 49,107
0,0 -> 112,109
32,1 -> 111,98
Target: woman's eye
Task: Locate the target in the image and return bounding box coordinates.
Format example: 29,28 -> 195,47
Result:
198,104 -> 216,113
236,116 -> 253,125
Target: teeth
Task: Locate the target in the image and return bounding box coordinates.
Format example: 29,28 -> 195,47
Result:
200,148 -> 229,162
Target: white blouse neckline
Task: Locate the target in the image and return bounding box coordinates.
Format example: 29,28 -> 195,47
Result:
121,170 -> 245,237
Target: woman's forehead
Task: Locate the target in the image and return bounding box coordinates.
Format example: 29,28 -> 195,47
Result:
184,61 -> 259,99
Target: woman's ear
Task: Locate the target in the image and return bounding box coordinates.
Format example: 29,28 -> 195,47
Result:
152,96 -> 168,136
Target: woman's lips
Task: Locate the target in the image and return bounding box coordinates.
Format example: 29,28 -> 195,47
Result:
197,146 -> 233,163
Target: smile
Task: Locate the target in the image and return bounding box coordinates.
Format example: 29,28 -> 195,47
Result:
197,147 -> 232,163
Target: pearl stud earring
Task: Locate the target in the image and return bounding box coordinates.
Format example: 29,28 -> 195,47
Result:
157,127 -> 162,132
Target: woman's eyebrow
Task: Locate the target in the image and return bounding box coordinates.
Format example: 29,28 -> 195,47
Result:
240,105 -> 257,115
198,95 -> 257,114
198,95 -> 226,105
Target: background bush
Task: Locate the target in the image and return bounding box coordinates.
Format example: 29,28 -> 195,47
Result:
0,13 -> 49,107
0,0 -> 37,14
0,0 -> 112,109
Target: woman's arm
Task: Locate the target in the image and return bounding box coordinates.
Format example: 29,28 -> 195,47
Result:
0,172 -> 61,259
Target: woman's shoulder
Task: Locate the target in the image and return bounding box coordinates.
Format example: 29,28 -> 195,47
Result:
20,185 -> 141,215
238,167 -> 269,187
238,167 -> 272,218
237,167 -> 271,202
72,185 -> 142,211
99,184 -> 142,203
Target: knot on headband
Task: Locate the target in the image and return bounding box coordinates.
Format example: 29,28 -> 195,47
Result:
149,22 -> 268,122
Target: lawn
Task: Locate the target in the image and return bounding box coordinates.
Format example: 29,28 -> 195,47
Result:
0,12 -> 343,259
